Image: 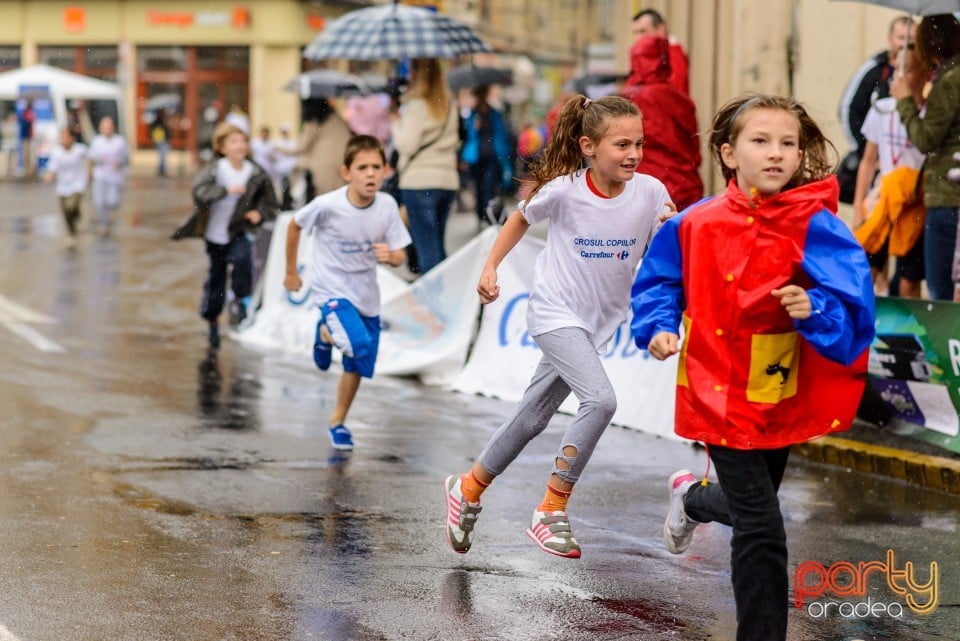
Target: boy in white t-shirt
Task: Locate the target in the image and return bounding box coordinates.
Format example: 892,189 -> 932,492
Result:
283,135 -> 411,450
44,128 -> 88,248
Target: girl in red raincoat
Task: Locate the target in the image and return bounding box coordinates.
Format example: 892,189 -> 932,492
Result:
630,94 -> 875,641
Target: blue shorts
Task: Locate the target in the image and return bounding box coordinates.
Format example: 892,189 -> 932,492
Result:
318,298 -> 381,378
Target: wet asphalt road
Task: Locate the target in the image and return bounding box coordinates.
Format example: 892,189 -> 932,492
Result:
0,174 -> 959,641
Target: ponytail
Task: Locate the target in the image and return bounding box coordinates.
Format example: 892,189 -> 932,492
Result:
526,94 -> 640,200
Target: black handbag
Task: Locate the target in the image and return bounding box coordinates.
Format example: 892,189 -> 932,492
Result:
836,150 -> 861,205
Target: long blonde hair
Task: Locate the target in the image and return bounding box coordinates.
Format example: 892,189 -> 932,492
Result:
527,95 -> 640,200
406,58 -> 451,122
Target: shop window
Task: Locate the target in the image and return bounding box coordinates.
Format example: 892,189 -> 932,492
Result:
38,46 -> 117,80
138,46 -> 188,72
0,46 -> 20,71
85,47 -> 119,72
197,46 -> 248,71
38,46 -> 77,70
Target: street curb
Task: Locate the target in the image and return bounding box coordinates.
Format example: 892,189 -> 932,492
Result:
794,436 -> 960,494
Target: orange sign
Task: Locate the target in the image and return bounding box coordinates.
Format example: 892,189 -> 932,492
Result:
146,7 -> 250,29
147,11 -> 194,28
231,7 -> 250,29
63,7 -> 86,33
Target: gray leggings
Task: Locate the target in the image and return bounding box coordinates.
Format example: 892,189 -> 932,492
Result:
479,327 -> 617,484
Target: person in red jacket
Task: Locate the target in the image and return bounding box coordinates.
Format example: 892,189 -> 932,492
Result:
622,35 -> 704,210
631,94 -> 875,641
631,8 -> 689,95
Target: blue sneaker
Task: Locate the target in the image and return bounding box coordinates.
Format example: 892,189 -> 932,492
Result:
329,424 -> 354,450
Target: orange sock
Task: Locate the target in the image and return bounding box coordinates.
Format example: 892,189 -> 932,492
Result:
537,482 -> 572,513
460,467 -> 490,503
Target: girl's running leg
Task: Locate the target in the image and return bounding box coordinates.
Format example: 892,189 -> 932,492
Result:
707,445 -> 791,641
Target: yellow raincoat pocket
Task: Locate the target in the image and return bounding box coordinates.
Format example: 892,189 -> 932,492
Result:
747,331 -> 799,403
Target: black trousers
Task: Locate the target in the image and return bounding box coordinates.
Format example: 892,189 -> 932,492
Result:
684,445 -> 791,641
200,236 -> 252,322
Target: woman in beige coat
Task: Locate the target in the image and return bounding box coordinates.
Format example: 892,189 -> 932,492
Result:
295,98 -> 353,201
391,58 -> 461,274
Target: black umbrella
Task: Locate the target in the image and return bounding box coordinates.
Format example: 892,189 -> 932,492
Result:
446,64 -> 513,91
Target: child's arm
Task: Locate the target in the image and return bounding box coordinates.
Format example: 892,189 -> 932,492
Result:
852,141 -> 879,226
247,170 -> 280,225
283,220 -> 303,292
372,243 -> 406,268
789,212 -> 876,366
477,209 -> 530,304
192,165 -> 226,208
630,215 -> 685,352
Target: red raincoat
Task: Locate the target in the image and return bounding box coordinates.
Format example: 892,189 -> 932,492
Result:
622,36 -> 703,211
631,177 -> 875,450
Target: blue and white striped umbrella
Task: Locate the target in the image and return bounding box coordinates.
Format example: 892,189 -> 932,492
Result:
303,3 -> 492,61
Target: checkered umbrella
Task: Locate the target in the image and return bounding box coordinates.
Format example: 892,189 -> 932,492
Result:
830,0 -> 960,14
303,3 -> 492,61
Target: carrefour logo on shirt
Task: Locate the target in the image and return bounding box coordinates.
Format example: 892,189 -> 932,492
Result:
573,236 -> 636,260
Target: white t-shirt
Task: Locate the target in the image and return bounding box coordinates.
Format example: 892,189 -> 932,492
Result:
47,143 -> 88,196
861,97 -> 926,176
293,186 -> 411,317
205,158 -> 254,245
272,137 -> 299,176
250,138 -> 276,176
87,134 -> 128,185
520,171 -> 670,351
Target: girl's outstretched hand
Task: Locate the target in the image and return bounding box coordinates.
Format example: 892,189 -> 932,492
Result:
477,266 -> 500,304
659,200 -> 678,222
772,285 -> 812,320
648,332 -> 679,360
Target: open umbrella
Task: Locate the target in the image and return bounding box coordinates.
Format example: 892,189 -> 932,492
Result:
145,92 -> 181,112
283,69 -> 377,99
831,0 -> 959,12
303,1 -> 492,61
446,64 -> 512,91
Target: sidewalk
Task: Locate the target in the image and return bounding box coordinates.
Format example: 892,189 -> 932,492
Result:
797,421 -> 960,494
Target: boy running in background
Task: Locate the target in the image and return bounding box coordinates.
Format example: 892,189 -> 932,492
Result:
283,135 -> 411,450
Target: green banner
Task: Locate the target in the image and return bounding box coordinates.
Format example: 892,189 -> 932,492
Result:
871,297 -> 960,455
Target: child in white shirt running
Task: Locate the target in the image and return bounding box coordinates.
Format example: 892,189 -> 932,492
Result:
44,128 -> 88,248
283,135 -> 411,451
443,95 -> 674,558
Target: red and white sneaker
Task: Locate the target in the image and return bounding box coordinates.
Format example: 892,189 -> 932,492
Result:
444,475 -> 482,554
664,469 -> 698,554
526,509 -> 581,558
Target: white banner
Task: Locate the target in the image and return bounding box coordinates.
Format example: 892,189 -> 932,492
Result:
236,213 -> 497,386
451,234 -> 681,440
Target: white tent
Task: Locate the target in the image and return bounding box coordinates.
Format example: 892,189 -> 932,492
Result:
0,64 -> 122,102
0,64 -> 124,169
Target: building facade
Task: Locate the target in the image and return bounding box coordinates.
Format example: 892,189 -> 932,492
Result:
0,0 -> 907,187
0,0 -> 354,155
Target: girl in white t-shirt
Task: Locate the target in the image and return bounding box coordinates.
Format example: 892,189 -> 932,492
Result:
44,128 -> 88,248
444,95 -> 674,558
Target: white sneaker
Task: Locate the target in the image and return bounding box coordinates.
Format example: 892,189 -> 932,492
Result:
663,469 -> 698,554
444,475 -> 482,554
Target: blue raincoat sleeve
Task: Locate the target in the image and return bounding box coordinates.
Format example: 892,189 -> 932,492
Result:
796,210 -> 876,366
630,214 -> 686,348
